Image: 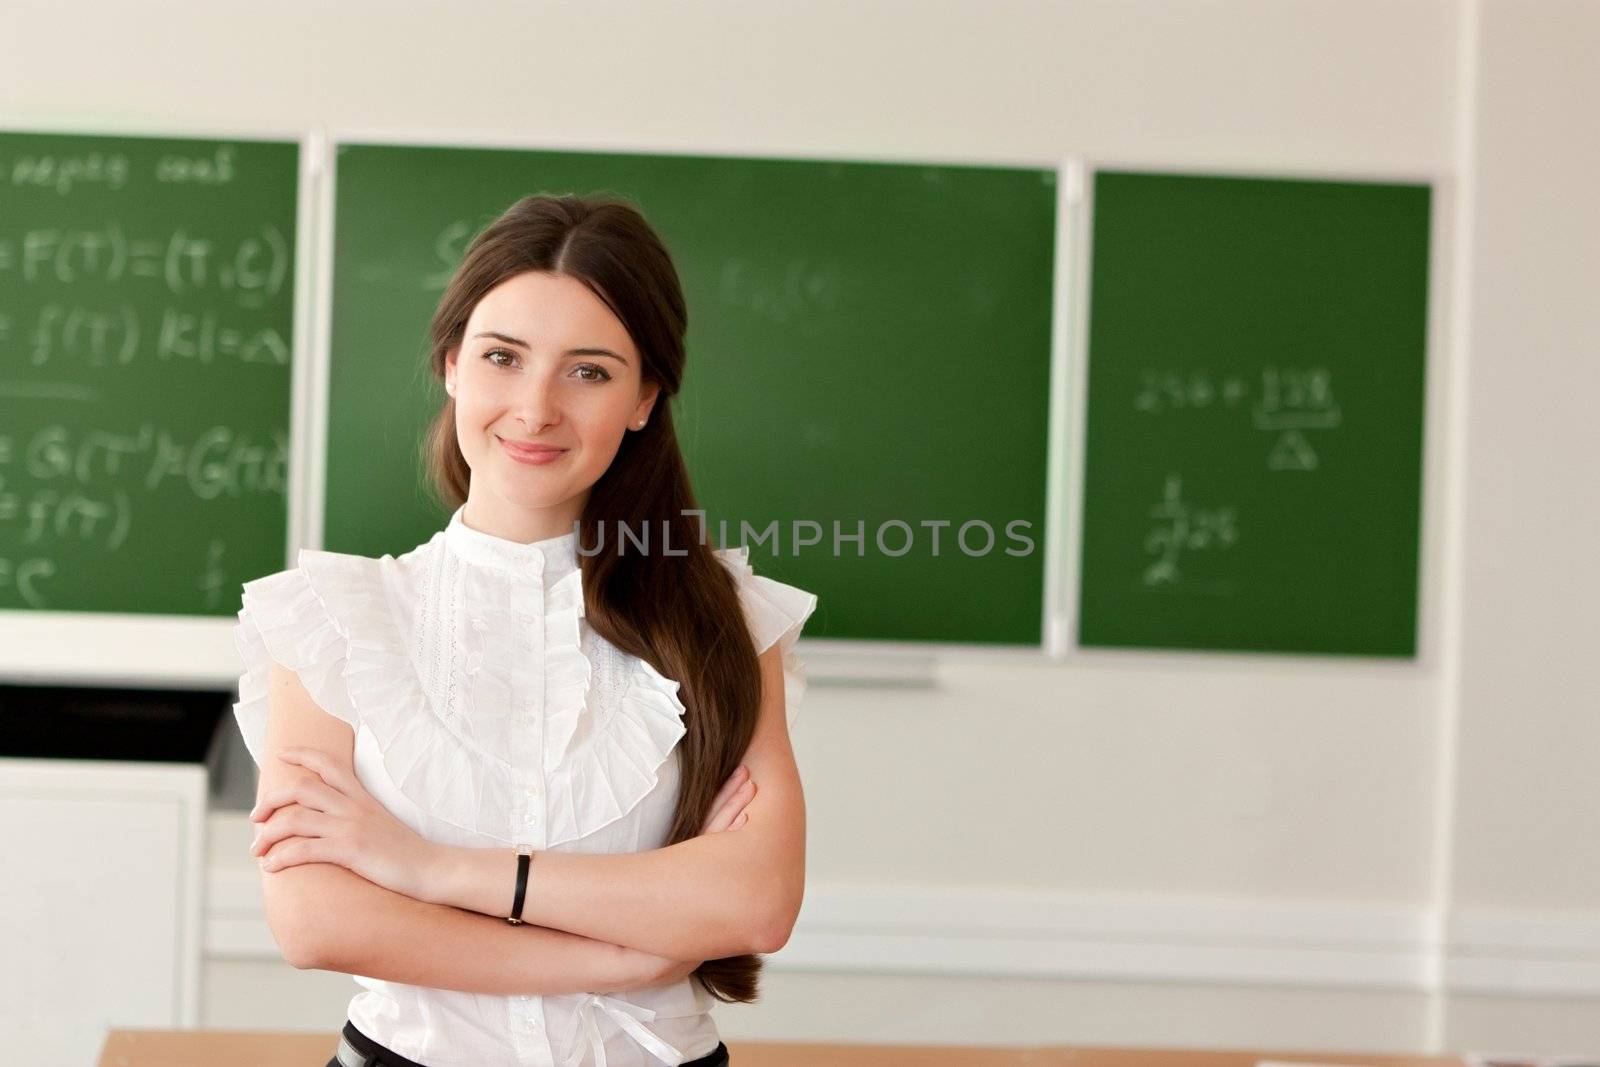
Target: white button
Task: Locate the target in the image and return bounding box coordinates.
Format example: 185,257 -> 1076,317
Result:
525,786 -> 540,798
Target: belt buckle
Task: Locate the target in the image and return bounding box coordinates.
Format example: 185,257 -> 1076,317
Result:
335,1034 -> 376,1067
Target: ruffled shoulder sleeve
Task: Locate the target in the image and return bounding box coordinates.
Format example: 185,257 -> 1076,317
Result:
713,546 -> 820,729
230,548 -> 379,767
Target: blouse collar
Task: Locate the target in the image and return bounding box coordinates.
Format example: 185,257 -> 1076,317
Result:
443,504 -> 580,579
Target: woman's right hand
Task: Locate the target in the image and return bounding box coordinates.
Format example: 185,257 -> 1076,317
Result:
698,762 -> 757,835
612,764 -> 759,990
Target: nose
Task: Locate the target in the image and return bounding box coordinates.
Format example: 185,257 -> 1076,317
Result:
510,365 -> 562,432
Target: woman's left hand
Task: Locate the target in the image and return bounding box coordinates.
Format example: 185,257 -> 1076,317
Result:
250,747 -> 445,902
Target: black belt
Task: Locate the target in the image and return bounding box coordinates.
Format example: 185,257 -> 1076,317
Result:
333,1031 -> 375,1067
331,1022 -> 427,1067
333,1022 -> 730,1067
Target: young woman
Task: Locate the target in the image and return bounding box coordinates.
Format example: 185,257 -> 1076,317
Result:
230,194 -> 819,1067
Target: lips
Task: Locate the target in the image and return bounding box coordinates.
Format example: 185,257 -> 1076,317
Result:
497,436 -> 568,461
499,438 -> 564,453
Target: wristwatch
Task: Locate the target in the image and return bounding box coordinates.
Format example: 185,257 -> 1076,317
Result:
507,847 -> 533,925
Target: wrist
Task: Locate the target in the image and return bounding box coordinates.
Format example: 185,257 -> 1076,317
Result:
598,943 -> 650,994
419,842 -> 463,907
424,844 -> 525,918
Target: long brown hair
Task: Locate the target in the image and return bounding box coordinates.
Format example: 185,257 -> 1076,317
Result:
421,193 -> 768,1003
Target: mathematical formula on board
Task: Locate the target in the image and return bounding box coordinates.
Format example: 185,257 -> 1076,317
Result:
0,423 -> 288,609
410,219 -> 848,331
1136,365 -> 1340,592
1135,364 -> 1342,470
1,300 -> 289,368
1078,169 -> 1427,655
0,135 -> 299,613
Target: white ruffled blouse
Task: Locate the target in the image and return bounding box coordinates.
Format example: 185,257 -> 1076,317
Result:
230,504 -> 819,1067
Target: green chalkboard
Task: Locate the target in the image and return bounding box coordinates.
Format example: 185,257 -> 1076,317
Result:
326,142 -> 1056,645
0,130 -> 299,615
1077,170 -> 1431,657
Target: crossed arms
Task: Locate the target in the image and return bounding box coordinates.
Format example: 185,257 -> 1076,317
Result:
255,644 -> 804,995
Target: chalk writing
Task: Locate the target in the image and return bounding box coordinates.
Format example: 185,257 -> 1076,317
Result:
423,219 -> 480,291
0,424 -> 287,607
10,302 -> 288,367
0,133 -> 298,613
0,554 -> 56,609
1143,472 -> 1238,588
12,423 -> 287,501
1134,365 -> 1341,470
153,145 -> 237,186
718,255 -> 843,326
0,223 -> 290,306
5,150 -> 132,195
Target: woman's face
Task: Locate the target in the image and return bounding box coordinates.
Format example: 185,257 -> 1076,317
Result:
445,270 -> 658,537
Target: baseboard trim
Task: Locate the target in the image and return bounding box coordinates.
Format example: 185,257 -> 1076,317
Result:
1447,911 -> 1600,997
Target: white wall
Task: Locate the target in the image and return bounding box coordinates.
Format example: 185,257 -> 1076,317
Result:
5,0 -> 1597,1056
1452,0 -> 1600,912
1442,0 -> 1600,1042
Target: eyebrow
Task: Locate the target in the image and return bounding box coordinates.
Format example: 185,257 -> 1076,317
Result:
473,331 -> 629,366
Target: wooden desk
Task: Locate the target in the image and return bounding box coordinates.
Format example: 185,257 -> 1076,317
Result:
98,1030 -> 1469,1067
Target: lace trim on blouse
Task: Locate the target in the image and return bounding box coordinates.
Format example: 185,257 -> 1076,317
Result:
233,540 -> 817,846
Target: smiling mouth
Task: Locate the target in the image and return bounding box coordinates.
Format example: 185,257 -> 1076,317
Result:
499,437 -> 564,450
497,436 -> 569,460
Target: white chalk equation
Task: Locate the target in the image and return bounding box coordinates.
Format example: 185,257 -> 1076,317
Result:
0,222 -> 291,307
418,225 -> 851,332
198,537 -> 230,611
1133,365 -> 1342,471
717,255 -> 844,327
1142,472 -> 1238,591
0,422 -> 287,608
0,302 -> 288,367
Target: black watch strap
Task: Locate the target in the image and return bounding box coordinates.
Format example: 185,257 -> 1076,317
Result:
508,849 -> 532,924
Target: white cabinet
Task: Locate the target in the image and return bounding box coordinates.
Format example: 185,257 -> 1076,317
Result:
0,758 -> 205,1067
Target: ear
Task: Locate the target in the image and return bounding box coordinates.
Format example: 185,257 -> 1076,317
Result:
635,381 -> 660,423
444,346 -> 458,398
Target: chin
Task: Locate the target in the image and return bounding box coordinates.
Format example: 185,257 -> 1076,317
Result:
496,481 -> 566,505
504,469 -> 584,501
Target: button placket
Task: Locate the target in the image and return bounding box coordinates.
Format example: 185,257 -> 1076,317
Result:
509,995 -> 551,1066
508,562 -> 553,1067
441,510 -> 584,1067
516,998 -> 545,1036
512,560 -> 548,854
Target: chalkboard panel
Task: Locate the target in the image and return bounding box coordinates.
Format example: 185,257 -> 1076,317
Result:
0,131 -> 300,615
1077,170 -> 1431,657
327,142 -> 1056,645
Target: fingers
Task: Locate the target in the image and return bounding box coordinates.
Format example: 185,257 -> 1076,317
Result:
250,773 -> 344,824
708,764 -> 749,811
699,770 -> 757,835
725,784 -> 754,828
709,772 -> 754,832
275,747 -> 360,798
250,803 -> 331,858
259,834 -> 322,872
